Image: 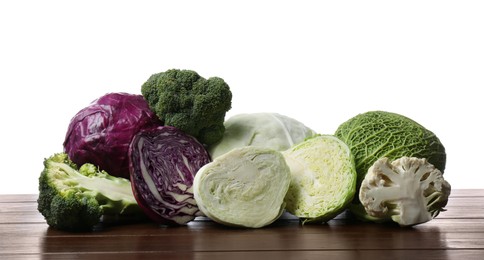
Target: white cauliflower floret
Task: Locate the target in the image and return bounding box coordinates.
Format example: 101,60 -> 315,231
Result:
359,157 -> 451,226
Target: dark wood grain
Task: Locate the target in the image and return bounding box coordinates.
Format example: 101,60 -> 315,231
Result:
1,190 -> 483,259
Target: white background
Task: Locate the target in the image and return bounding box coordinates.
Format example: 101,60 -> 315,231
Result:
1,0 -> 483,194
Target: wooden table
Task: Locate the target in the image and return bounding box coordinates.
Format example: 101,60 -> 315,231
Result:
1,190 -> 483,259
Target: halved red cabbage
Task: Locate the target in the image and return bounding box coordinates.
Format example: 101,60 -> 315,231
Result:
63,93 -> 162,179
129,126 -> 211,225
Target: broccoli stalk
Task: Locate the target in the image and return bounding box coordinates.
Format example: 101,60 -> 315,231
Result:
37,153 -> 144,231
141,69 -> 232,145
358,157 -> 451,226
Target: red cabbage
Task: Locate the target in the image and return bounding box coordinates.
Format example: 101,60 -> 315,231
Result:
129,126 -> 211,225
63,92 -> 162,179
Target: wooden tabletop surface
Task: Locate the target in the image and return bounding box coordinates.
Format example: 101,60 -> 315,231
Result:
1,189 -> 483,260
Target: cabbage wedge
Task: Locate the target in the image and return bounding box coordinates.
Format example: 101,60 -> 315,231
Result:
193,147 -> 291,228
283,135 -> 357,223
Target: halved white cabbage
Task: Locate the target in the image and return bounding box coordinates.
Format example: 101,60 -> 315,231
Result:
283,135 -> 357,223
193,146 -> 291,228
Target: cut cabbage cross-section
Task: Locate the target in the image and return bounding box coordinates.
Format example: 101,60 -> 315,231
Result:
193,146 -> 291,228
128,126 -> 211,225
283,135 -> 357,224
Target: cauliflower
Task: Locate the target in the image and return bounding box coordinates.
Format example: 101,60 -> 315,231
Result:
359,157 -> 451,226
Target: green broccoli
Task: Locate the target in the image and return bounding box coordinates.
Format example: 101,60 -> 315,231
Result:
141,69 -> 232,145
37,153 -> 144,231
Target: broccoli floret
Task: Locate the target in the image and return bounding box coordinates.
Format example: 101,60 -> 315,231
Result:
37,153 -> 144,231
141,69 -> 232,145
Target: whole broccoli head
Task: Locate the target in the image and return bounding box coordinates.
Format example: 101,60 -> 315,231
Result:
37,153 -> 144,231
141,69 -> 232,145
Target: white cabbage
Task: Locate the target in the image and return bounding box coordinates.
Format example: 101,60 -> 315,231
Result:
209,113 -> 316,159
193,146 -> 291,228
